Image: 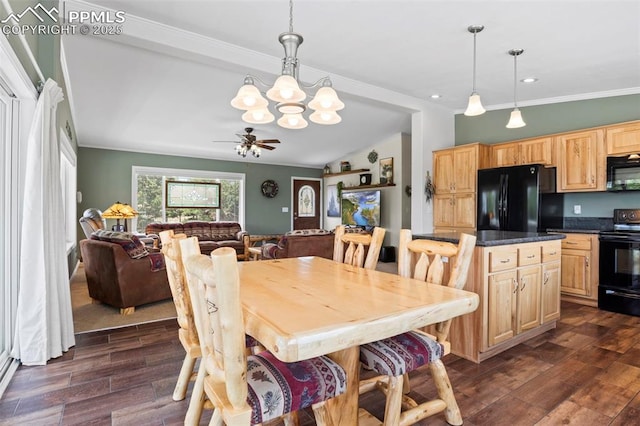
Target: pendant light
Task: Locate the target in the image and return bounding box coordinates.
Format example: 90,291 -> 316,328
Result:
464,25 -> 485,116
506,48 -> 526,129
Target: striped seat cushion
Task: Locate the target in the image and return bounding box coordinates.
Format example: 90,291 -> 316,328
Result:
359,331 -> 444,376
246,351 -> 346,424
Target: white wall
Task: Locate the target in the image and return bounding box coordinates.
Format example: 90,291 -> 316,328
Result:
410,106 -> 455,234
324,133 -> 409,248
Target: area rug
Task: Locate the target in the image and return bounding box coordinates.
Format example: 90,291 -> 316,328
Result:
71,263 -> 177,334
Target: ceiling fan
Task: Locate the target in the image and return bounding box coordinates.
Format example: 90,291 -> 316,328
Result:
213,127 -> 280,158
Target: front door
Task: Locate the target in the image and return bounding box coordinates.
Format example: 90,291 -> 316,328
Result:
292,178 -> 321,230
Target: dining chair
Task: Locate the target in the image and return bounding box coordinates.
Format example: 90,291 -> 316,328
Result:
332,225 -> 386,270
358,230 -> 476,426
159,230 -> 207,424
179,238 -> 347,425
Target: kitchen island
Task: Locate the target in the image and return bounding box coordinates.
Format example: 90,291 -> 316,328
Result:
414,230 -> 565,363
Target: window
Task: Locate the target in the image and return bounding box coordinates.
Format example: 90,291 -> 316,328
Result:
132,166 -> 245,233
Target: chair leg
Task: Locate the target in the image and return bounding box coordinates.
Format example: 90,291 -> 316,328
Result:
382,375 -> 403,426
208,409 -> 223,426
173,353 -> 197,401
311,401 -> 335,426
283,411 -> 300,426
429,359 -> 462,426
120,307 -> 135,315
185,364 -> 207,426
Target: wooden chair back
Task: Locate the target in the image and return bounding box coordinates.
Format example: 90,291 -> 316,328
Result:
333,225 -> 386,270
397,230 -> 476,343
160,230 -> 199,354
180,238 -> 252,423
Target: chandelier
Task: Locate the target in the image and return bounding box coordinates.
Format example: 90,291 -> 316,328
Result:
236,141 -> 261,158
230,0 -> 344,129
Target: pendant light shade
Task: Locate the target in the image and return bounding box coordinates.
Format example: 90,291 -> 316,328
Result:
309,109 -> 342,125
506,48 -> 526,129
242,108 -> 275,124
278,113 -> 308,129
230,81 -> 269,110
464,25 -> 485,116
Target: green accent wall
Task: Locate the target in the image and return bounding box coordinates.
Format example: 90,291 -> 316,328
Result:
455,94 -> 640,145
77,147 -> 322,242
455,94 -> 640,218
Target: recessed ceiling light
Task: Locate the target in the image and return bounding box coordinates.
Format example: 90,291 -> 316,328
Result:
521,77 -> 538,83
430,94 -> 442,99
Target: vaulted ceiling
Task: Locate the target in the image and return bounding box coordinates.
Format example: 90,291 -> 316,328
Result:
61,1 -> 640,167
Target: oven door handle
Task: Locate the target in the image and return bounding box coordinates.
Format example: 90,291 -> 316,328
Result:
605,289 -> 640,300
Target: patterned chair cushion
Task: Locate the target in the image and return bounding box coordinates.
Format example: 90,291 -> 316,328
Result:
246,351 -> 346,424
359,331 -> 444,376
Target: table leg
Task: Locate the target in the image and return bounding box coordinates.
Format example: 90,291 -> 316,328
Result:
325,346 -> 359,425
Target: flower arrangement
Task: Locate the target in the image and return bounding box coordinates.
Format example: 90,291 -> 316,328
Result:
424,171 -> 435,202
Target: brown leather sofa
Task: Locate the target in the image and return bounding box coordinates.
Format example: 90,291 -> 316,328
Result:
145,221 -> 249,259
261,229 -> 335,260
79,233 -> 172,315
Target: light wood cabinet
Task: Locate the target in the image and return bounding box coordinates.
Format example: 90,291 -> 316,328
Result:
556,233 -> 599,307
556,129 -> 605,192
490,137 -> 554,168
606,121 -> 640,155
433,193 -> 476,229
450,239 -> 562,363
433,144 -> 488,232
434,144 -> 485,194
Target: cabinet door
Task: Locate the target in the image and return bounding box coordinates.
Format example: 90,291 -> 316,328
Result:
488,270 -> 517,347
520,137 -> 554,166
560,249 -> 591,296
606,122 -> 640,155
518,265 -> 541,333
434,150 -> 454,194
491,143 -> 519,167
557,129 -> 605,191
453,193 -> 476,228
453,146 -> 478,192
433,194 -> 455,228
541,261 -> 561,323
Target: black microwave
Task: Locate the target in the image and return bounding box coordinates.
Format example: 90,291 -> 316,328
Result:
607,155 -> 640,191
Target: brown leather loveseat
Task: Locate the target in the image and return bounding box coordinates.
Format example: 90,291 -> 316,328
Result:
145,221 -> 250,259
261,229 -> 335,260
80,230 -> 172,314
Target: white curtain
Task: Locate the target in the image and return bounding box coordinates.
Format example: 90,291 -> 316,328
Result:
11,79 -> 75,366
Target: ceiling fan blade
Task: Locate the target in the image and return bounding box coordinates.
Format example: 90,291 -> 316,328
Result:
256,139 -> 280,144
211,140 -> 241,144
256,143 -> 276,150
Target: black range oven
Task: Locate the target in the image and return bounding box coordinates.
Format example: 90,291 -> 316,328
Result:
599,208 -> 640,317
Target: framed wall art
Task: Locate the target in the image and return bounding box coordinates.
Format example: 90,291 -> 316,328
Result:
379,157 -> 394,184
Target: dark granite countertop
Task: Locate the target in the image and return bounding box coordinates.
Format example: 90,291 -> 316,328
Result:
547,228 -> 603,234
413,230 -> 566,247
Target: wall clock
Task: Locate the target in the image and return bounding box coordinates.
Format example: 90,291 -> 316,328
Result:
261,179 -> 279,198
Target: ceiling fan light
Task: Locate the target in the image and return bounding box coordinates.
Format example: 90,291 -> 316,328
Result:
267,75 -> 306,103
309,110 -> 341,125
464,93 -> 485,116
308,86 -> 345,111
278,113 -> 308,129
506,108 -> 526,128
242,108 -> 275,124
231,84 -> 268,110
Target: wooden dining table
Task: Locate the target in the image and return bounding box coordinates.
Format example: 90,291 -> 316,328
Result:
237,256 -> 479,425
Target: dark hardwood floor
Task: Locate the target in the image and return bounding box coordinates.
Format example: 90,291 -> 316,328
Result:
1,302 -> 639,425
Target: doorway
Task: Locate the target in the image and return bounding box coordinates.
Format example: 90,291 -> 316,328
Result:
292,178 -> 321,230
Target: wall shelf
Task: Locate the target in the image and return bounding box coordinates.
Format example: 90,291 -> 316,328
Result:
343,183 -> 396,191
323,168 -> 370,178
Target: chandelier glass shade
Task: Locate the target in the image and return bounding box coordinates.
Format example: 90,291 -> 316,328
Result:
236,142 -> 262,158
464,25 -> 486,117
506,48 -> 526,129
230,0 -> 343,130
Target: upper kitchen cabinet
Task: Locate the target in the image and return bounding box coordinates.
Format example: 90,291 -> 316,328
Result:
490,137 -> 555,168
556,129 -> 605,192
606,121 -> 640,155
434,143 -> 489,194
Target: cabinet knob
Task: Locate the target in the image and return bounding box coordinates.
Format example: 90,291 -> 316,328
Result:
591,175 -> 595,184
585,256 -> 589,267
543,272 -> 549,285
513,279 -> 518,294
520,277 -> 526,291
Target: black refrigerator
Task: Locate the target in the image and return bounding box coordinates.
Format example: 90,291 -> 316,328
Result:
477,165 -> 564,232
